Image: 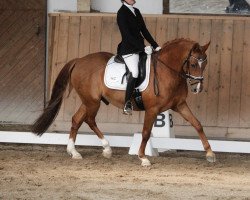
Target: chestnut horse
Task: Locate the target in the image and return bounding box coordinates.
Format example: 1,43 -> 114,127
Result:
32,38 -> 215,166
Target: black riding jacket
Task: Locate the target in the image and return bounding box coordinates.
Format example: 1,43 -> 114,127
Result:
117,5 -> 158,55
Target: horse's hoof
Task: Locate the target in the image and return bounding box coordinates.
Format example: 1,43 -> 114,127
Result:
102,148 -> 112,159
206,152 -> 216,163
72,152 -> 83,159
140,157 -> 151,167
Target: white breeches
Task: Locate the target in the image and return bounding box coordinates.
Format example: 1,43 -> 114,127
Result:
122,53 -> 139,78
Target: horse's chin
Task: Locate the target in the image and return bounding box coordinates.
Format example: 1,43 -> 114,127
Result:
192,90 -> 202,94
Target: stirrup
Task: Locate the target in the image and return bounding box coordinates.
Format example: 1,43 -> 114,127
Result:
123,101 -> 133,115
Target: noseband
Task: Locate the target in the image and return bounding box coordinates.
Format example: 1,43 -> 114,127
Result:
182,54 -> 207,81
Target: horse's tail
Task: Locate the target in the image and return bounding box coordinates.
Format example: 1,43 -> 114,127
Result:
31,60 -> 76,136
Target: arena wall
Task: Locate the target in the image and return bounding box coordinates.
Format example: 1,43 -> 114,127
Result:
47,13 -> 250,140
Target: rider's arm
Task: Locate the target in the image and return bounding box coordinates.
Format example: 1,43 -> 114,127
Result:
136,9 -> 159,50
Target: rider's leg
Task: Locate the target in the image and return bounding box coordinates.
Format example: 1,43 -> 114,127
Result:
122,53 -> 139,115
124,73 -> 136,114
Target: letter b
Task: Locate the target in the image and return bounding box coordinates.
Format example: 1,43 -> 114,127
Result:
154,114 -> 166,127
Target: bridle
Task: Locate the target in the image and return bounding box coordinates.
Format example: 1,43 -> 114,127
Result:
153,44 -> 207,94
182,54 -> 207,80
182,48 -> 207,93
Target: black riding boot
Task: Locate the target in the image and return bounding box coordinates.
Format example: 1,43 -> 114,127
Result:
123,74 -> 136,115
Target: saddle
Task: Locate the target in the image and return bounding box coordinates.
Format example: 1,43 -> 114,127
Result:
104,49 -> 152,110
114,52 -> 148,88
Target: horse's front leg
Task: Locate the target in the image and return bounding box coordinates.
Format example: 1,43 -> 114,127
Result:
176,102 -> 216,162
138,110 -> 158,166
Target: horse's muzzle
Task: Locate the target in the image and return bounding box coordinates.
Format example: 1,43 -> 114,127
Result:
191,82 -> 203,94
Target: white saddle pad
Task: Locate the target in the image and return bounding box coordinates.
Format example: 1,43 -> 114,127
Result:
104,54 -> 151,92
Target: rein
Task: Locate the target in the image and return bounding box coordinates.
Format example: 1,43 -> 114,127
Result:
152,53 -> 187,79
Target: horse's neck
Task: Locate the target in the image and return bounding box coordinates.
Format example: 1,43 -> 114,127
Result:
159,51 -> 186,73
159,42 -> 194,72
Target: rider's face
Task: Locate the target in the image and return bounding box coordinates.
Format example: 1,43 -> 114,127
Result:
124,0 -> 136,5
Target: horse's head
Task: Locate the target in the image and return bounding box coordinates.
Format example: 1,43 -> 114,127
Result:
183,41 -> 210,94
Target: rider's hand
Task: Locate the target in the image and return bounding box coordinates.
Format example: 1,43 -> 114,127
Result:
154,46 -> 162,52
144,46 -> 153,55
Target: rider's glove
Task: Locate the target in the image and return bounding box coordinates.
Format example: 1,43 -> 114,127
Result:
144,46 -> 153,55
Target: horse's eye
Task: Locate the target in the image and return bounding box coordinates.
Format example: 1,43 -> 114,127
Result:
191,64 -> 196,68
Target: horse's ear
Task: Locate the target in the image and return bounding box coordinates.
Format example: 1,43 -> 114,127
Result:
202,41 -> 210,52
192,43 -> 200,52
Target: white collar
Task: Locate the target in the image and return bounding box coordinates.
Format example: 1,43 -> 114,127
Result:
124,2 -> 134,8
123,2 -> 136,15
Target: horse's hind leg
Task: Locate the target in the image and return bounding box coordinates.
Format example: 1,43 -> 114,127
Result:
85,103 -> 112,158
67,102 -> 112,159
67,104 -> 86,159
86,118 -> 112,158
176,102 -> 216,163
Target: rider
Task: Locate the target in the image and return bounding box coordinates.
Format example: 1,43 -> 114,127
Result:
117,0 -> 161,115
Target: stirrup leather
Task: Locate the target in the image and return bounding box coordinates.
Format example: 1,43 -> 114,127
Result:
123,101 -> 133,115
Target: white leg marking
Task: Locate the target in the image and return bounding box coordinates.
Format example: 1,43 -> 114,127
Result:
101,138 -> 112,158
67,138 -> 82,159
139,157 -> 151,167
206,151 -> 216,163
